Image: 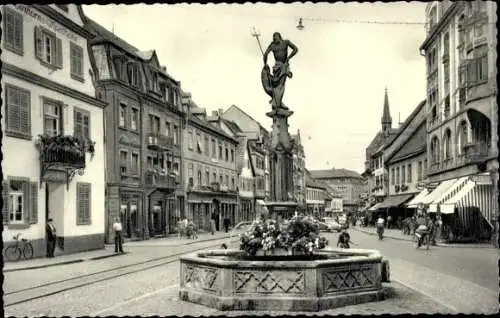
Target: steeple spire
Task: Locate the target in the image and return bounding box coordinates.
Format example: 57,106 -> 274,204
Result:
381,87 -> 392,133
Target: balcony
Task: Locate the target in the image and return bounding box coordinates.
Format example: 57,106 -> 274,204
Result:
147,133 -> 174,151
37,135 -> 92,189
441,157 -> 454,170
145,170 -> 176,190
462,141 -> 492,164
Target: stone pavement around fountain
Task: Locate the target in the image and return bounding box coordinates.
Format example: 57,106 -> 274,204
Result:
3,230 -> 237,272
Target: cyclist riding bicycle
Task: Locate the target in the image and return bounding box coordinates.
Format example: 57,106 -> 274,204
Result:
415,214 -> 432,248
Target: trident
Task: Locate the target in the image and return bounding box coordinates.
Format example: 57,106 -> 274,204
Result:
251,27 -> 265,57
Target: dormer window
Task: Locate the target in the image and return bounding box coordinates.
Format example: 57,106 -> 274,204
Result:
126,62 -> 139,87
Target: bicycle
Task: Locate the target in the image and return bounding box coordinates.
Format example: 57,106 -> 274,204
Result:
4,233 -> 34,261
414,231 -> 431,250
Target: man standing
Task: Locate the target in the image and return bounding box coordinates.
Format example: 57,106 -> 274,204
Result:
223,217 -> 230,233
46,218 -> 57,258
113,217 -> 124,253
261,32 -> 299,109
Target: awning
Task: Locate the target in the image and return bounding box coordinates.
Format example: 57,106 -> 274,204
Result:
420,179 -> 458,206
256,200 -> 267,206
439,179 -> 476,214
377,194 -> 414,209
428,177 -> 469,212
368,203 -> 381,211
406,189 -> 429,208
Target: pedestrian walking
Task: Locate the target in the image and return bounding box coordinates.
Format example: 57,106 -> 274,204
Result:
223,217 -> 230,233
210,214 -> 216,235
113,217 -> 124,253
46,218 -> 57,258
387,215 -> 392,229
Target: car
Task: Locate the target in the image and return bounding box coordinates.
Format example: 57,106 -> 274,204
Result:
322,217 -> 342,232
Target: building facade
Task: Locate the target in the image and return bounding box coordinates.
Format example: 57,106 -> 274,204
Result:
309,168 -> 365,212
419,1 -> 498,243
85,18 -> 184,242
2,4 -> 107,256
305,172 -> 326,216
292,130 -> 307,210
379,100 -> 428,221
181,95 -> 239,231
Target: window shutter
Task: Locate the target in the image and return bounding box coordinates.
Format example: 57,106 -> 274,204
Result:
30,182 -> 38,224
2,181 -> 10,225
60,103 -> 66,135
77,183 -> 91,225
14,12 -> 24,53
55,37 -> 63,69
20,90 -> 30,135
23,181 -> 30,224
74,110 -> 82,137
34,26 -> 43,60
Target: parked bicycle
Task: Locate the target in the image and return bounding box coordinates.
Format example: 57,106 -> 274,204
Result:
4,233 -> 34,261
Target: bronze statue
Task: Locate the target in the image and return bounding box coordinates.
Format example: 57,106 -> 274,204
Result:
261,32 -> 298,110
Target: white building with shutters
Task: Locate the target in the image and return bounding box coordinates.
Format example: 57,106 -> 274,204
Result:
1,4 -> 107,257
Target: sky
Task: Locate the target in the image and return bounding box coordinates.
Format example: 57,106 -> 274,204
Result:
83,2 -> 428,174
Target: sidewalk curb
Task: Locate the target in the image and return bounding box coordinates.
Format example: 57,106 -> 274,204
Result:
353,228 -> 495,248
5,233 -> 239,273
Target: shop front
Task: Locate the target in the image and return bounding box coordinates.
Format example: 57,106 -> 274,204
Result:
187,192 -> 237,232
119,190 -> 143,240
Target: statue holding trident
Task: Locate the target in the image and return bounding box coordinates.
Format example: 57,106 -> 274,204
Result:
252,30 -> 299,110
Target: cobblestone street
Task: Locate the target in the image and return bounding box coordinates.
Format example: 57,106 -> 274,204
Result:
4,230 -> 497,316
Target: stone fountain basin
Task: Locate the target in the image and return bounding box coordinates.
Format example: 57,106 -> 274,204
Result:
179,248 -> 388,312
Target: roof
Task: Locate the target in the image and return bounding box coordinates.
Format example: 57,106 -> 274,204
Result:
221,118 -> 243,135
309,168 -> 362,180
85,17 -> 178,82
383,100 -> 426,151
306,174 -> 326,190
224,105 -> 270,133
189,115 -> 238,143
388,121 -> 427,163
318,180 -> 343,198
371,129 -> 400,156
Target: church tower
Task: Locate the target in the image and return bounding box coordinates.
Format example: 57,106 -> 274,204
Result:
381,87 -> 392,135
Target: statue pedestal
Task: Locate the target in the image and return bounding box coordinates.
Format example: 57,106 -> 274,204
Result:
266,107 -> 297,220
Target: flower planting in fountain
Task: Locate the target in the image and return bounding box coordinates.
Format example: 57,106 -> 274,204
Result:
240,214 -> 329,256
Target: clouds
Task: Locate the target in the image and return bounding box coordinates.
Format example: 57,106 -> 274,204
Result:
83,2 -> 427,173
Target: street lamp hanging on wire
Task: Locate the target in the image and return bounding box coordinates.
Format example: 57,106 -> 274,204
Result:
297,18 -> 304,30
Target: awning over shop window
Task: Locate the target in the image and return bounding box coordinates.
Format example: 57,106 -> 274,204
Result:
406,189 -> 429,208
368,203 -> 381,211
377,194 -> 414,210
420,179 -> 458,206
428,177 -> 469,212
439,180 -> 476,214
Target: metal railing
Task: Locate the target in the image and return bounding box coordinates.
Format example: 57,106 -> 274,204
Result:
147,133 -> 174,150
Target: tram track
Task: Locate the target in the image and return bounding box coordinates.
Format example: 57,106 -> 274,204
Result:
4,237 -> 237,307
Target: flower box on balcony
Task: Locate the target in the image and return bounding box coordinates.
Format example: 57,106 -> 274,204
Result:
37,134 -> 94,167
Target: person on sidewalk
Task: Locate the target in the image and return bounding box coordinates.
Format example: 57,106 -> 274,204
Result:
113,217 -> 124,253
223,218 -> 230,233
210,214 -> 216,235
46,218 -> 57,258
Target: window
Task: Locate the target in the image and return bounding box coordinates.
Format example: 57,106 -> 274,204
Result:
407,164 -> 412,183
74,108 -> 90,139
147,155 -> 153,169
231,149 -> 234,162
2,178 -> 38,226
35,27 -> 62,68
126,62 -> 139,87
120,151 -> 128,174
196,133 -> 202,154
188,130 -> 194,150
3,7 -> 23,55
467,53 -> 488,85
149,115 -> 160,134
225,146 -> 229,161
197,170 -> 202,186
457,121 -> 468,154
225,175 -> 229,186
173,125 -> 179,145
391,168 -> 395,185
119,103 -> 126,127
424,159 -> 428,176
165,122 -> 170,136
129,108 -> 138,131
204,136 -> 210,155
443,33 -> 450,57
188,164 -> 194,187
5,85 -> 31,138
212,172 -> 217,183
443,130 -> 452,159
430,136 -> 440,163
219,175 -> 223,185
231,177 -> 235,189
131,153 -> 139,175
218,143 -> 223,159
418,161 -> 423,181
205,171 -> 210,186
43,99 -> 62,136
396,167 -> 400,185
76,182 -> 91,225
211,139 -> 216,157
70,42 -> 84,81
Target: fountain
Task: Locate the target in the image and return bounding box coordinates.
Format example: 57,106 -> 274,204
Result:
179,31 -> 388,312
